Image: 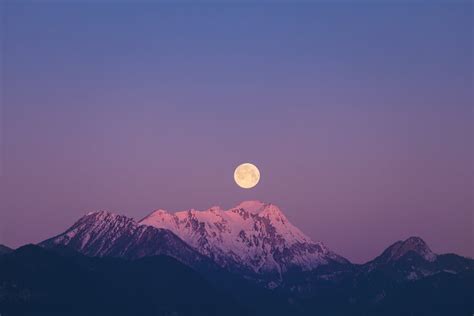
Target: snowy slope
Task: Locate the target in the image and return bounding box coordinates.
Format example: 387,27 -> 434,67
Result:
139,200 -> 349,275
40,211 -> 206,267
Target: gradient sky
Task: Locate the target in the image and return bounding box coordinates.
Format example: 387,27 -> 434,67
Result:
0,1 -> 472,263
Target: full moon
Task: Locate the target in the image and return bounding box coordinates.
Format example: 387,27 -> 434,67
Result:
234,163 -> 260,189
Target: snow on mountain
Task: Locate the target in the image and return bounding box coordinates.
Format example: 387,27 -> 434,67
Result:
40,210 -> 206,267
37,206 -> 473,290
139,200 -> 349,275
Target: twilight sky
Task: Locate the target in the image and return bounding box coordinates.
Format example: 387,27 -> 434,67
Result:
0,1 -> 472,263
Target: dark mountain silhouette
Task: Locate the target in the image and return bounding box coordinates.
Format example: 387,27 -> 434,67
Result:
0,245 -> 13,255
0,245 -> 248,316
1,243 -> 472,316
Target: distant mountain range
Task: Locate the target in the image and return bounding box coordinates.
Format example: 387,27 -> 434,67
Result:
1,201 -> 473,315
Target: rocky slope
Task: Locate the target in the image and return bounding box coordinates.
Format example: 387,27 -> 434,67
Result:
41,210 -> 207,268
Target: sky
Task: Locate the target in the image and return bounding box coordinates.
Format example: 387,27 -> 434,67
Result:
0,1 -> 472,263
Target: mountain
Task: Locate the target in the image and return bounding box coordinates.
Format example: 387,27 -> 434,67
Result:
139,200 -> 349,279
41,210 -> 208,268
0,245 -> 13,255
41,201 -> 349,288
298,269 -> 474,316
319,236 -> 474,315
361,236 -> 473,281
0,245 -> 247,316
370,236 -> 437,265
4,203 -> 473,315
2,244 -> 472,316
295,237 -> 474,315
38,208 -> 302,309
40,202 -> 472,288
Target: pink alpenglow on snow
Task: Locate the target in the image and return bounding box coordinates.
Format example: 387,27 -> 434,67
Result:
139,200 -> 349,275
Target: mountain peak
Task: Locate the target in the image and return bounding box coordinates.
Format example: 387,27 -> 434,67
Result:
50,202 -> 349,276
41,209 -> 205,266
139,201 -> 349,274
404,236 -> 429,247
233,201 -> 286,219
234,200 -> 267,213
79,210 -> 136,227
84,210 -> 121,219
376,236 -> 437,263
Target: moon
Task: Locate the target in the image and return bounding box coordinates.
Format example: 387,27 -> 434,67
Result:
234,163 -> 260,189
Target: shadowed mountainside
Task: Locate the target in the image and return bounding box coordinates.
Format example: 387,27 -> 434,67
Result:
0,244 -> 473,316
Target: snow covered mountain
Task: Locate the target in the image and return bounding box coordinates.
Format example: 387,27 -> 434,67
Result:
139,200 -> 349,276
41,210 -> 207,267
39,201 -> 349,285
37,205 -> 473,295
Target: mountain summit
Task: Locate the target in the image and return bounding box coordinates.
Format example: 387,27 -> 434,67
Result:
41,210 -> 207,267
373,236 -> 437,264
139,201 -> 349,275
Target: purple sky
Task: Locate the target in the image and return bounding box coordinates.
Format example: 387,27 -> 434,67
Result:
0,1 -> 472,263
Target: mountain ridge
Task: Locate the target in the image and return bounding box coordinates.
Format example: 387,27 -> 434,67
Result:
139,200 -> 349,276
3,200 -> 469,315
39,201 -> 473,290
40,210 -> 210,269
